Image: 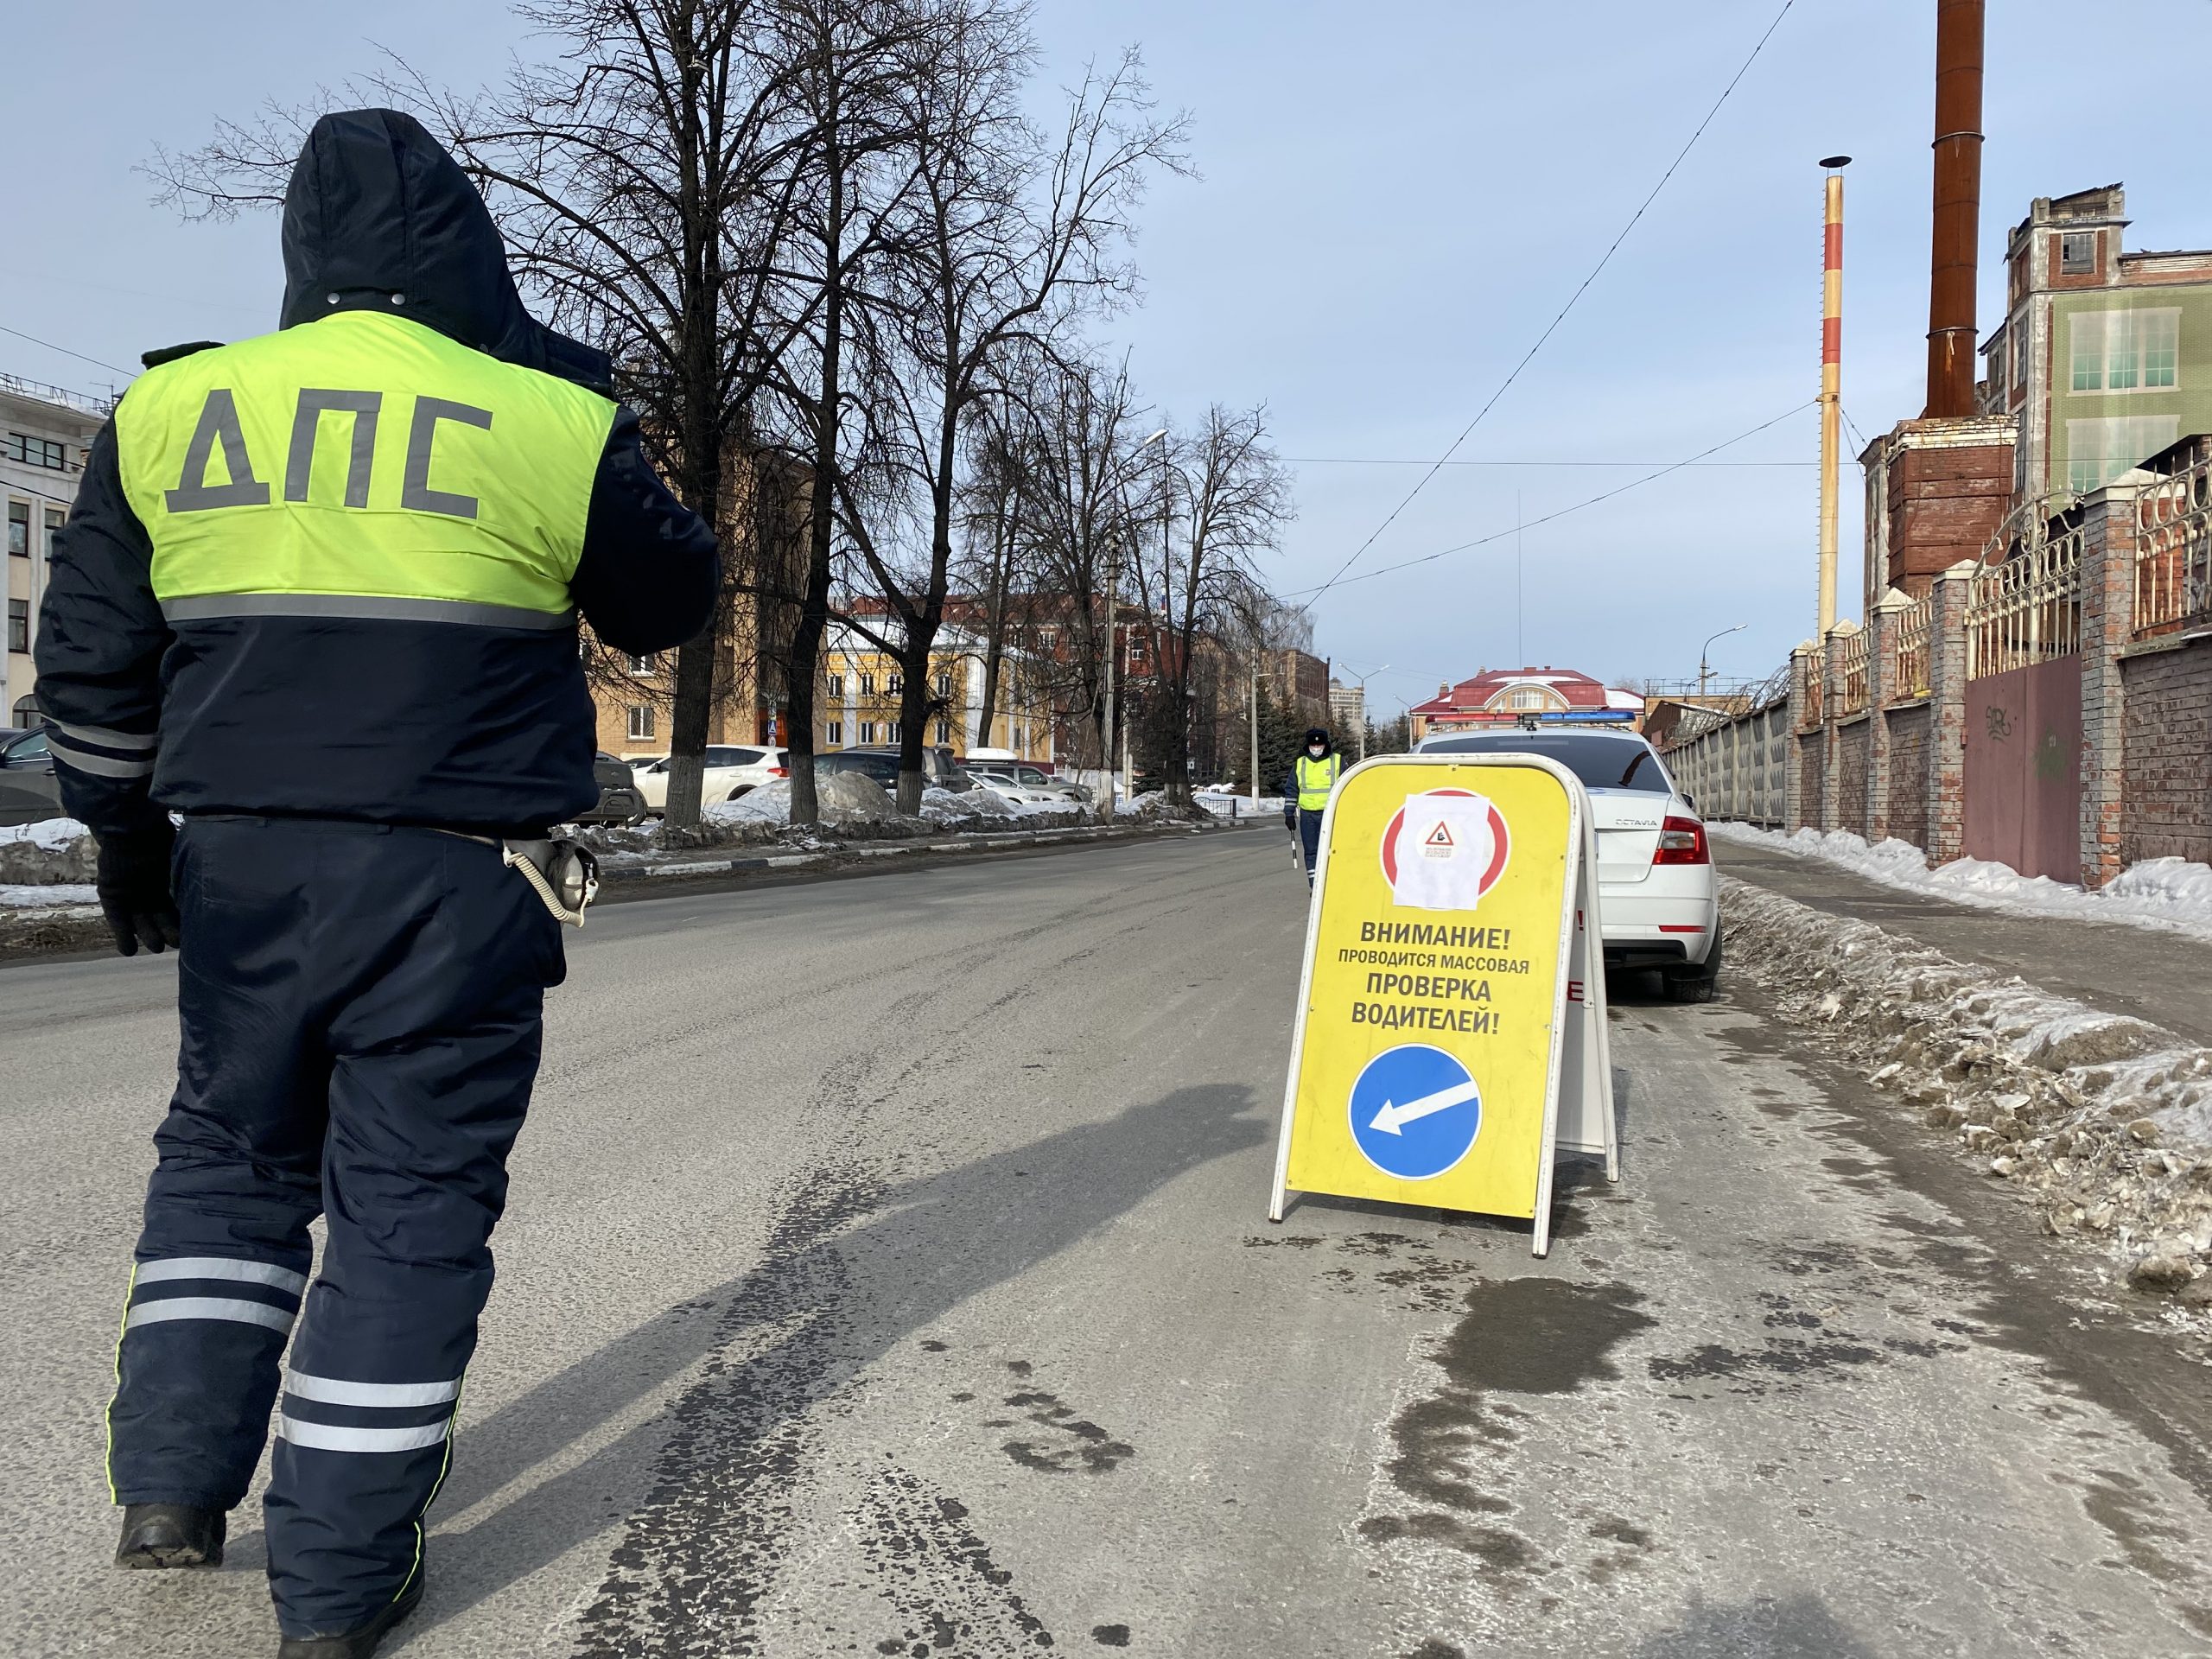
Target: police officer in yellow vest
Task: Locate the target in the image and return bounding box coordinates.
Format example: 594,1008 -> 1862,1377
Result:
34,111 -> 717,1656
1288,727 -> 1343,887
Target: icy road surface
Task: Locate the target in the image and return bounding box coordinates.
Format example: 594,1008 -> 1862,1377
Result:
3,833 -> 2209,1656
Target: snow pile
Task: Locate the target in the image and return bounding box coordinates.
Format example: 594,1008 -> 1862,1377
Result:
918,785 -> 1017,825
1116,790 -> 1207,824
0,817 -> 88,852
1713,822 -> 2212,944
713,771 -> 899,826
0,817 -> 96,885
1721,875 -> 2212,1300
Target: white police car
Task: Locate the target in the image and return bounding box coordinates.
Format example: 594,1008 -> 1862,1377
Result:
1412,726 -> 1719,1001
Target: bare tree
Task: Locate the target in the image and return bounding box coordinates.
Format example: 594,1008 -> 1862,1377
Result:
1001,354 -> 1150,782
828,22 -> 1185,812
1125,404 -> 1291,803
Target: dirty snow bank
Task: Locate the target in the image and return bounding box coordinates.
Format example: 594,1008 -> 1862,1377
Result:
1713,822 -> 2212,944
0,818 -> 96,886
1721,876 -> 2212,1302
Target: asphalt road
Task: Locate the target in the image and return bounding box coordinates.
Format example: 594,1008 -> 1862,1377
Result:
3,832 -> 2211,1657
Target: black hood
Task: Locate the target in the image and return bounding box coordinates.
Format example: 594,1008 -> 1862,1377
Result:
279,109 -> 612,393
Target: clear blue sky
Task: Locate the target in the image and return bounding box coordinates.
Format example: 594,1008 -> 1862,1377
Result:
7,1 -> 2209,713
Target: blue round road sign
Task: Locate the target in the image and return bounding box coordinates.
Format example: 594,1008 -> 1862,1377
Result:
1348,1045 -> 1483,1180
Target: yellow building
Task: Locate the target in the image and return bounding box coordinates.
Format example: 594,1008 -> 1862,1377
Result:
819,622 -> 1054,762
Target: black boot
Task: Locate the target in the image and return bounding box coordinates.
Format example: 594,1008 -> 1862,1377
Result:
116,1503 -> 225,1568
275,1574 -> 424,1658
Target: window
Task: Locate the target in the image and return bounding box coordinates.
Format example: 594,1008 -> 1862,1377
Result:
933,669 -> 952,698
825,671 -> 845,699
886,671 -> 903,695
826,720 -> 842,747
2065,414 -> 2181,493
860,671 -> 875,697
1506,686 -> 1551,711
43,506 -> 63,558
2070,310 -> 2181,394
935,720 -> 951,744
7,600 -> 26,654
2060,232 -> 2097,276
858,720 -> 877,744
627,705 -> 656,741
706,747 -> 764,767
6,501 -> 26,558
1036,627 -> 1057,650
887,720 -> 903,744
1422,732 -> 1670,794
626,652 -> 657,675
3,432 -> 67,469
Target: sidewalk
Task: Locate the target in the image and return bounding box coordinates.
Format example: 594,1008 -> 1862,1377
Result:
1718,839 -> 2212,1050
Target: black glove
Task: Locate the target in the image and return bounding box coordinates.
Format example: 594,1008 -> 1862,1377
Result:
95,819 -> 181,957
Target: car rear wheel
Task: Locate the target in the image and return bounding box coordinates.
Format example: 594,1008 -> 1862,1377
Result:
726,785 -> 753,802
1664,927 -> 1721,1004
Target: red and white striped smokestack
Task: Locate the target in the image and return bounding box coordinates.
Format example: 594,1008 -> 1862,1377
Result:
1818,156 -> 1849,638
1925,0 -> 1986,418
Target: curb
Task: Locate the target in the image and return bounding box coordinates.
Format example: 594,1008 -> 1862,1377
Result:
600,817 -> 1264,888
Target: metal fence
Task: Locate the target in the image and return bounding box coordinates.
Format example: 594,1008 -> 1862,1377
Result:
1833,626 -> 1869,715
0,371 -> 112,419
1966,517 -> 2082,677
2134,443 -> 2212,637
1892,591 -> 1932,697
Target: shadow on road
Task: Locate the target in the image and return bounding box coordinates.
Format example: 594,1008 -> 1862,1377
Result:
1630,1592 -> 1884,1657
385,1081 -> 1266,1638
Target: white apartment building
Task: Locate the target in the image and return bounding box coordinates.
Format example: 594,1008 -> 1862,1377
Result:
3,373 -> 109,728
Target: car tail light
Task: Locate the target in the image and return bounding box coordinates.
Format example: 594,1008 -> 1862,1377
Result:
1653,816 -> 1708,865
770,766 -> 789,778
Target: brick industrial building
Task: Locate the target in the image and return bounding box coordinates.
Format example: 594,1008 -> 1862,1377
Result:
1667,184 -> 2212,883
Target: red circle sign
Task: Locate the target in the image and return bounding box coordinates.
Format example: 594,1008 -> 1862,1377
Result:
1381,788 -> 1512,899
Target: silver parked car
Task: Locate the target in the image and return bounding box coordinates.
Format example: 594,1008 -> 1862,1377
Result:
0,726 -> 64,827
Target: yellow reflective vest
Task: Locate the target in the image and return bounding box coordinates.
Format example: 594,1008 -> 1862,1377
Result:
114,310 -> 616,629
1294,751 -> 1342,811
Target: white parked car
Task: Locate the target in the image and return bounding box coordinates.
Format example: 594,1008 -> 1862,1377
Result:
1412,727 -> 1719,1002
964,750 -> 1091,804
631,745 -> 789,810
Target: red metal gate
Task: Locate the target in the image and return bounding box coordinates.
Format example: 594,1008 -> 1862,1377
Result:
1961,658 -> 2081,881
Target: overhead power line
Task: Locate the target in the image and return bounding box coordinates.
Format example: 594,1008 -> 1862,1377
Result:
0,323 -> 134,379
1283,456 -> 1814,468
1300,0 -> 1799,610
1281,400 -> 1818,599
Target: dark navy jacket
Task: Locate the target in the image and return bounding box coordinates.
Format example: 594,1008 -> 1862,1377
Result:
34,109 -> 718,837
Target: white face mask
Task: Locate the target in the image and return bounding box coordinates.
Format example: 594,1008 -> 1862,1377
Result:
1307,746 -> 1325,757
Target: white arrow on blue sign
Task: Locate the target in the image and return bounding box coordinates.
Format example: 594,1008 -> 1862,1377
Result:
1347,1045 -> 1484,1180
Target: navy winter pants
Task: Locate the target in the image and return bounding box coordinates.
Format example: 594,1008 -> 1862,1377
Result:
106,817 -> 563,1637
1298,807 -> 1325,886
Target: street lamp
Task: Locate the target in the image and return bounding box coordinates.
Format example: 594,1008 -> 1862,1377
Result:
1102,427 -> 1168,820
1698,623 -> 1747,700
1338,662 -> 1391,760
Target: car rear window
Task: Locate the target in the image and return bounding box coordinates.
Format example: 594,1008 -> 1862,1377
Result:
706,747 -> 764,767
1419,732 -> 1669,793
